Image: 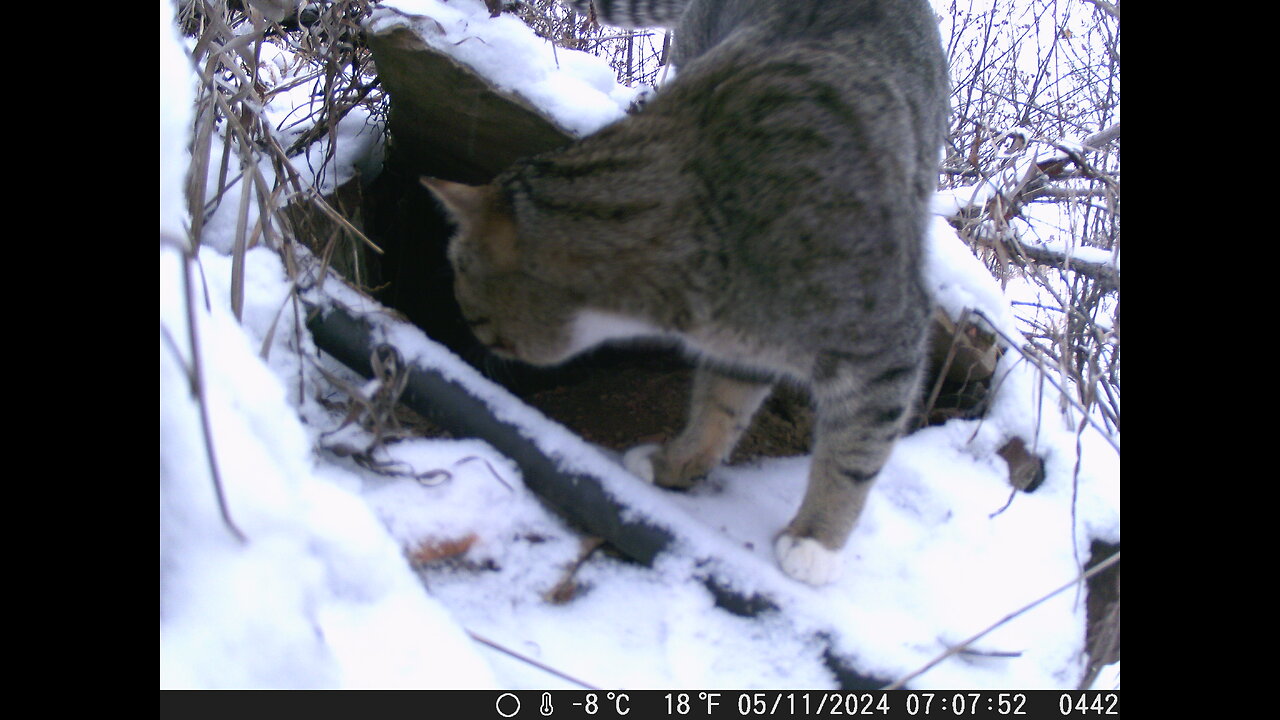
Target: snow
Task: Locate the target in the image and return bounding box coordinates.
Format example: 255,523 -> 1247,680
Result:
369,0 -> 640,136
159,0 -> 1118,690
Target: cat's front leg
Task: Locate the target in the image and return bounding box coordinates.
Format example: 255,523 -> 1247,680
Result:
624,366 -> 772,488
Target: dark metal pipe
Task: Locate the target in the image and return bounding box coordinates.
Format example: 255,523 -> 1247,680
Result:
306,301 -> 675,565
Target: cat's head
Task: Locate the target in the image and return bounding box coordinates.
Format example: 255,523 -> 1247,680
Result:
422,177 -> 585,366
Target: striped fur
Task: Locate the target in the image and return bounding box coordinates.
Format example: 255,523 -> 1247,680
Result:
425,0 -> 949,585
568,0 -> 691,29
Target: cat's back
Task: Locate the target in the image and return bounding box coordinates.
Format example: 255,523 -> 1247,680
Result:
678,0 -> 945,80
662,0 -> 949,266
523,0 -> 947,247
495,0 -> 950,361
676,0 -> 948,170
658,0 -> 950,352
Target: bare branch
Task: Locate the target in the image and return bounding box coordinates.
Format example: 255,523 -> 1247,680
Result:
1080,0 -> 1120,20
1083,122 -> 1121,151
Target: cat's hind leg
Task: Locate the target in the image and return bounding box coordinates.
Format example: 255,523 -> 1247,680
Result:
625,366 -> 772,488
776,350 -> 922,585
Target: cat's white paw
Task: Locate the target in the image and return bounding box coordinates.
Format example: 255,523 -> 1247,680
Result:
775,534 -> 844,586
622,443 -> 660,483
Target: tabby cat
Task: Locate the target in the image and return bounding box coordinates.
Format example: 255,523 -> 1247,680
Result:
423,0 -> 949,585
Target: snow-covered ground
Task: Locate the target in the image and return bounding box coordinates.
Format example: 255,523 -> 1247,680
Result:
159,0 -> 1118,690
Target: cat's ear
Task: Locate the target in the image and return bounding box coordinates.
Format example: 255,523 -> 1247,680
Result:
421,177 -> 488,224
421,177 -> 519,270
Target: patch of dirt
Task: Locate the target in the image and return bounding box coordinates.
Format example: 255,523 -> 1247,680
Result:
519,351 -> 814,462
1082,540 -> 1120,688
